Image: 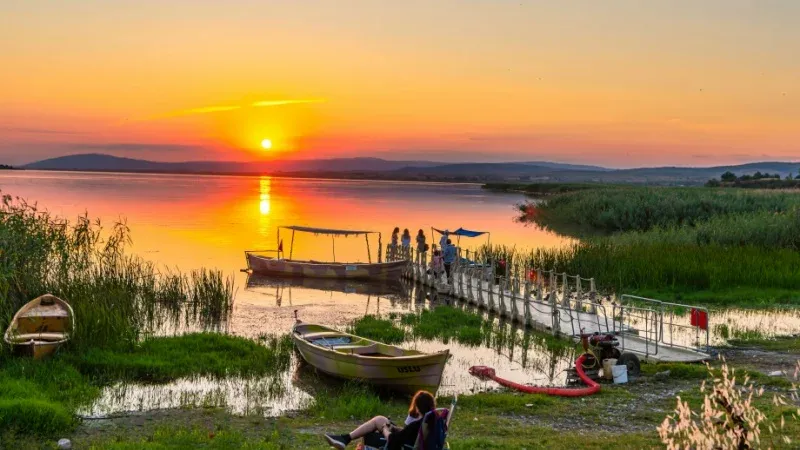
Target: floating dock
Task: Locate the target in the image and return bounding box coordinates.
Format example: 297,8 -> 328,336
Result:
390,248 -> 710,363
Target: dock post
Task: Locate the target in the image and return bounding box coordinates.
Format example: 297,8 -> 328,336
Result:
588,278 -> 598,314
523,278 -> 532,325
559,272 -> 570,308
536,269 -> 544,304
498,278 -> 506,317
575,276 -> 583,312
477,270 -> 484,307
487,276 -> 495,311
549,290 -> 561,336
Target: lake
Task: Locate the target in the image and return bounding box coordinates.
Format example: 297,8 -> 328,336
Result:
3,171 -> 799,417
1,171 -> 576,416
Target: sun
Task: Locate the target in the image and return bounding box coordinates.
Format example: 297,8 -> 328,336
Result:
260,139 -> 272,150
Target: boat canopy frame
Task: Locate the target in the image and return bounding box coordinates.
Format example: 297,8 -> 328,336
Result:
277,226 -> 383,263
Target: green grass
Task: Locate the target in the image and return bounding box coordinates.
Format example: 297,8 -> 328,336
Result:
305,382 -> 394,421
401,306 -> 486,345
0,333 -> 291,437
0,358 -> 95,436
526,186 -> 800,234
500,186 -> 800,307
727,336 -> 800,353
640,362 -> 793,387
396,306 -> 574,356
90,428 -> 284,450
348,315 -> 406,344
72,333 -> 293,383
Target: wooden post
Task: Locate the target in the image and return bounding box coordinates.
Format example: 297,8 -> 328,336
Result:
550,290 -> 560,336
524,278 -> 532,325
378,233 -> 383,263
575,276 -> 582,312
289,230 -> 295,259
332,236 -> 336,262
366,234 -> 371,263
498,278 -> 506,317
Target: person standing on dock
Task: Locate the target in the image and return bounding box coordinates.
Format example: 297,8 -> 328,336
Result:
439,229 -> 449,250
401,228 -> 411,250
415,229 -> 427,264
442,239 -> 457,282
390,227 -> 399,259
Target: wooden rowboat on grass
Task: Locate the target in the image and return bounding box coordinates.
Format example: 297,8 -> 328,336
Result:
4,294 -> 74,359
292,320 -> 449,394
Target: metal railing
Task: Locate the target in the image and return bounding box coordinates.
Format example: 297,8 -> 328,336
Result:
620,295 -> 710,354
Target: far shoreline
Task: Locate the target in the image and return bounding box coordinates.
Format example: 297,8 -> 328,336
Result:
14,167 -> 496,186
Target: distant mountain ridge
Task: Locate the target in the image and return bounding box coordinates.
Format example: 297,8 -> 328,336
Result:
22,153 -> 800,185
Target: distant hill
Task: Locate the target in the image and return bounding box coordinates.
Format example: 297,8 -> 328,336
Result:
21,153 -> 800,185
23,153 -> 441,173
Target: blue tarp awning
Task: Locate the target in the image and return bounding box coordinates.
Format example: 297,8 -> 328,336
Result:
432,227 -> 488,238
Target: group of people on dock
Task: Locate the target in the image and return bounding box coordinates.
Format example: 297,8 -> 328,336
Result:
390,227 -> 457,281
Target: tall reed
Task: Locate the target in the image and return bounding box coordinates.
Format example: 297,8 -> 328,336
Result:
0,193 -> 234,351
525,186 -> 800,235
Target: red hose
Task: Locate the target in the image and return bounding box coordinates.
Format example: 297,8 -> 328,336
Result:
468,354 -> 600,397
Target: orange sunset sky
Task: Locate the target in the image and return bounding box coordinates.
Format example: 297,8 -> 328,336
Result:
1,1 -> 798,168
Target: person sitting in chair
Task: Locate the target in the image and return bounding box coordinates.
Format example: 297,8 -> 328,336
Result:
324,390 -> 436,449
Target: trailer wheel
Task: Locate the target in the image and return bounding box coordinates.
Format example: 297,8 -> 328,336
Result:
617,352 -> 641,377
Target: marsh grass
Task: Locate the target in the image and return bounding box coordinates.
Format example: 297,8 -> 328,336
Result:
348,315 -> 406,344
526,186 -> 800,234
303,380 -> 396,421
88,427 -> 284,450
399,306 -> 574,355
73,333 -> 293,383
0,333 -> 292,436
0,193 -> 235,352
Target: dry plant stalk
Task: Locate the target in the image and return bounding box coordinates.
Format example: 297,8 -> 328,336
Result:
658,359 -> 799,450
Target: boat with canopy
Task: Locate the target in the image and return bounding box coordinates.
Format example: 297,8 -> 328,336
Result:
245,226 -> 408,280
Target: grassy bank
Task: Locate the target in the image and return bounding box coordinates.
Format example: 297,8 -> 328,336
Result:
0,332 -> 291,437
501,185 -> 800,307
7,357 -> 799,449
527,186 -> 800,234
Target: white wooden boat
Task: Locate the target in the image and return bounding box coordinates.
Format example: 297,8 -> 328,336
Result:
4,294 -> 74,359
292,321 -> 449,394
246,225 -> 409,281
247,253 -> 407,280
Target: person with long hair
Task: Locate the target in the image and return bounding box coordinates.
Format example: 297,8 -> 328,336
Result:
415,229 -> 427,253
390,227 -> 400,259
401,228 -> 411,249
324,390 -> 436,449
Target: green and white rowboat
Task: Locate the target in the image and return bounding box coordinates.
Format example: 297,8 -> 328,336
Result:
292,321 -> 449,394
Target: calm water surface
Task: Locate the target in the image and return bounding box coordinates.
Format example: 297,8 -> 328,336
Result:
2,171 -> 574,417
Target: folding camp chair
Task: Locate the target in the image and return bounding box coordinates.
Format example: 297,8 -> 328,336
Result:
360,395 -> 456,450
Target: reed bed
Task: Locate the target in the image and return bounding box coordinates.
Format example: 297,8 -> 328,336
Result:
502,185 -> 800,306
0,193 -> 235,351
526,186 -> 800,234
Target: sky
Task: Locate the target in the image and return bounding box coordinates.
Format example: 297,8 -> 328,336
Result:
1,0 -> 798,168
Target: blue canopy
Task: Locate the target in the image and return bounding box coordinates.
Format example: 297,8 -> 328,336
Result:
433,227 -> 488,238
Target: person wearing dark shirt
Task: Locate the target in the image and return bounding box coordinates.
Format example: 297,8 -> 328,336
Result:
442,239 -> 457,281
324,390 -> 436,449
